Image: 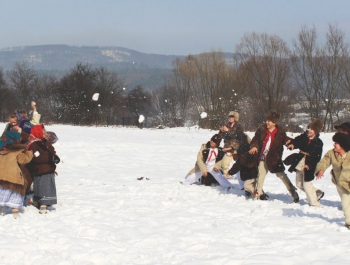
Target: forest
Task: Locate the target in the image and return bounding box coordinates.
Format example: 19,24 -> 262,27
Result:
1,25 -> 350,131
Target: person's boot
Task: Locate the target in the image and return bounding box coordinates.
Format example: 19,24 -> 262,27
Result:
316,190 -> 325,201
289,185 -> 299,203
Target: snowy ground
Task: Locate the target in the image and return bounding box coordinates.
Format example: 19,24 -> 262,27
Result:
0,123 -> 349,265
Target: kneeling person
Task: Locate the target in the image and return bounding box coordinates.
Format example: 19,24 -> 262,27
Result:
185,134 -> 232,188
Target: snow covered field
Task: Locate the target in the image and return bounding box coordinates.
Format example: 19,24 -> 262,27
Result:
0,123 -> 349,265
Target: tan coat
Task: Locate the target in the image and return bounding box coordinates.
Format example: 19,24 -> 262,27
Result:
315,149 -> 350,192
0,149 -> 33,194
186,143 -> 223,177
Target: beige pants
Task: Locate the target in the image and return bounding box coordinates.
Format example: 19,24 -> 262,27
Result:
336,184 -> 350,226
221,154 -> 233,175
295,170 -> 320,206
255,160 -> 293,196
244,178 -> 256,195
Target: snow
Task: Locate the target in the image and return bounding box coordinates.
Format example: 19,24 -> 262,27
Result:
0,123 -> 349,264
200,112 -> 208,119
92,93 -> 99,101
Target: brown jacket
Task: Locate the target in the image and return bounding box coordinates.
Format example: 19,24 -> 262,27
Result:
27,139 -> 58,176
0,148 -> 33,196
250,124 -> 291,173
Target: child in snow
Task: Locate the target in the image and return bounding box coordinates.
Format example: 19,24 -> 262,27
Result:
248,110 -> 299,202
26,124 -> 59,214
17,101 -> 41,137
0,131 -> 33,218
315,133 -> 350,229
184,134 -> 232,189
286,119 -> 324,206
1,113 -> 21,136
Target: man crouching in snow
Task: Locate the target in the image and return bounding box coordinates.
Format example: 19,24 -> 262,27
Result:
184,134 -> 232,189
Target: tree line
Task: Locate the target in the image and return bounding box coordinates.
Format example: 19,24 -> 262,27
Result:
1,24 -> 350,131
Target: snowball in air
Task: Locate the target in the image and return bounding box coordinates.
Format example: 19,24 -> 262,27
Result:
139,115 -> 145,123
200,112 -> 208,119
34,151 -> 40,157
123,87 -> 126,90
92,93 -> 100,101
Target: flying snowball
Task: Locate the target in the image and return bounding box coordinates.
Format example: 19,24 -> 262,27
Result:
34,151 -> 40,157
200,112 -> 208,119
139,115 -> 145,123
123,87 -> 126,90
98,104 -> 101,107
92,93 -> 100,101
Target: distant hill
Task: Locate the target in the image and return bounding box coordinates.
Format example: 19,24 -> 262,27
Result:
0,45 -> 235,90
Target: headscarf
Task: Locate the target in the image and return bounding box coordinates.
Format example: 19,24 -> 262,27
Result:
0,131 -> 21,151
26,124 -> 44,150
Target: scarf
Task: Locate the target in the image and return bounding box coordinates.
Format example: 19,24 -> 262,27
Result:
0,131 -> 21,151
259,127 -> 277,161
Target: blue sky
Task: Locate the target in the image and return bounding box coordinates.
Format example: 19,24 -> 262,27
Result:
0,0 -> 349,55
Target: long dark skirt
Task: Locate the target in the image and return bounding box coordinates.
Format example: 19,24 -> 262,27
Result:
33,173 -> 57,206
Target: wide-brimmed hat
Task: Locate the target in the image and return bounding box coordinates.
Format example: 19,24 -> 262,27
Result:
334,122 -> 350,134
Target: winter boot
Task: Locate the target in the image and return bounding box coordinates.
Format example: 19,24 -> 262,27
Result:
39,205 -> 47,214
316,190 -> 324,201
245,190 -> 252,198
289,185 -> 299,203
260,192 -> 269,201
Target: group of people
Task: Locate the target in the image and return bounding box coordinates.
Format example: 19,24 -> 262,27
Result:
0,102 -> 59,218
185,110 -> 350,229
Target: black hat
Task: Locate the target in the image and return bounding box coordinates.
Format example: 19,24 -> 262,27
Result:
334,122 -> 350,134
210,134 -> 222,147
333,133 -> 350,152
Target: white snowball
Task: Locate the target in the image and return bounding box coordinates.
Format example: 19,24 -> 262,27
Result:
92,93 -> 100,101
139,115 -> 145,123
200,112 -> 208,119
34,151 -> 40,157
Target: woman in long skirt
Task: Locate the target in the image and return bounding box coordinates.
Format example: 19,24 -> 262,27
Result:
26,124 -> 60,214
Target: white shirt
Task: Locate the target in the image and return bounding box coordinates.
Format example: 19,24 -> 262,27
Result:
206,148 -> 218,171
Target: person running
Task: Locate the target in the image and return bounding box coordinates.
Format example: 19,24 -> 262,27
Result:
248,110 -> 299,202
286,119 -> 324,206
316,133 -> 350,229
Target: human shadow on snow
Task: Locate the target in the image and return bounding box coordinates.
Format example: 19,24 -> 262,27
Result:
282,208 -> 344,224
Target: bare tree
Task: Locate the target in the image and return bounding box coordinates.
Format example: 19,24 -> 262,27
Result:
236,32 -> 292,124
7,62 -> 37,106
